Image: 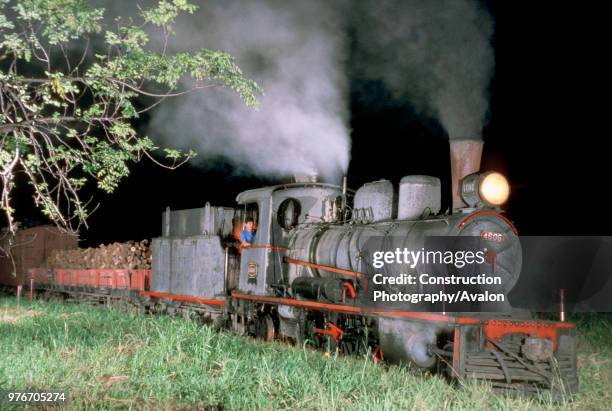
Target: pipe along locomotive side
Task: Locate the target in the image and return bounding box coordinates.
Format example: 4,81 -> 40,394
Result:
29,140 -> 577,398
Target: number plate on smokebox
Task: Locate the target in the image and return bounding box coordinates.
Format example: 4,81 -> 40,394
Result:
480,231 -> 504,242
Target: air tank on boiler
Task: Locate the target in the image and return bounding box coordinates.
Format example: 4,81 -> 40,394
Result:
397,175 -> 441,220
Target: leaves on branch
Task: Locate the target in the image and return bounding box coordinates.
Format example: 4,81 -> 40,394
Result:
0,0 -> 261,234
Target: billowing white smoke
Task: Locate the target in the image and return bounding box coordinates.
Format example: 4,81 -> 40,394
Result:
136,0 -> 493,179
351,0 -> 494,139
148,0 -> 350,183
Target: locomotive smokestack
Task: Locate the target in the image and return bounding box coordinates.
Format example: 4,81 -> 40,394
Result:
450,139 -> 483,211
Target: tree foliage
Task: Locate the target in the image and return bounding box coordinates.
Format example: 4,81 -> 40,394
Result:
0,0 -> 261,233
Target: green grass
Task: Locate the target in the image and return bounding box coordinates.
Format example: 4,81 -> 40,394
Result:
0,297 -> 610,410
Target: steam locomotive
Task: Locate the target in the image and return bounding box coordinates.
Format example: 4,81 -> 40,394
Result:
26,139 -> 577,398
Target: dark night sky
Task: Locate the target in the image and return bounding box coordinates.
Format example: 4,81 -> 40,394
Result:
9,1 -> 606,245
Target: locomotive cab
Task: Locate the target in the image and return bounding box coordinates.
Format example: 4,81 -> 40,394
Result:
235,183 -> 343,296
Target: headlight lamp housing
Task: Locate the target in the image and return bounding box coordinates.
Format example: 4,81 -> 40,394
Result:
461,172 -> 510,207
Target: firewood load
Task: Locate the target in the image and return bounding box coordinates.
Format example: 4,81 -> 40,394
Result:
47,240 -> 151,269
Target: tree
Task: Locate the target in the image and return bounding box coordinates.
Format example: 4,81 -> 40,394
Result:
0,0 -> 260,234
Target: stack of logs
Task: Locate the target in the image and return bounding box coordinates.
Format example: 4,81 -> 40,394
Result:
47,240 -> 151,269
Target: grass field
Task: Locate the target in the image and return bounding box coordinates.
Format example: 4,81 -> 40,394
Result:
0,297 -> 610,410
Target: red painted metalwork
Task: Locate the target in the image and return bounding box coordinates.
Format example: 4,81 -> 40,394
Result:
313,322 -> 344,342
284,257 -> 364,279
452,327 -> 461,375
249,245 -> 289,251
140,291 -> 225,306
130,269 -> 150,291
232,291 -> 362,314
52,268 -> 150,291
484,250 -> 497,274
372,346 -> 384,364
98,269 -> 129,289
230,291 -> 481,325
483,319 -> 575,351
76,270 -> 96,287
343,281 -> 356,299
55,269 -> 73,286
458,211 -> 518,235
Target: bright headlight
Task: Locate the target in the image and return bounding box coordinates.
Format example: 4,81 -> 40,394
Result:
480,172 -> 510,206
461,172 -> 510,207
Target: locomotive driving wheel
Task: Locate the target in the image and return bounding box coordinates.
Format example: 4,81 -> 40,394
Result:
255,314 -> 276,342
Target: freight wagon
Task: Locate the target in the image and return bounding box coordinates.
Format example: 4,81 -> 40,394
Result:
0,225 -> 77,289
